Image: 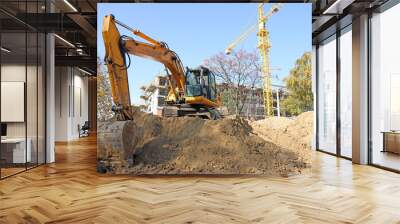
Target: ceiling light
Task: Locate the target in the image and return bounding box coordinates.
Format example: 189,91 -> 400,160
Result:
78,67 -> 93,76
54,34 -> 75,48
76,48 -> 86,55
322,0 -> 354,15
1,47 -> 11,53
63,0 -> 78,12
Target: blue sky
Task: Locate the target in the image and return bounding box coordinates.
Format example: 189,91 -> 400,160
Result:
97,3 -> 311,105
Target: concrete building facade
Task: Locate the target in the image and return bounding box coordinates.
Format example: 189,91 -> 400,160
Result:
140,75 -> 168,116
218,83 -> 289,119
140,75 -> 289,119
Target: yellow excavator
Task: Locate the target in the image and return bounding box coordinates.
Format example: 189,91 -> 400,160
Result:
98,15 -> 222,173
102,15 -> 220,120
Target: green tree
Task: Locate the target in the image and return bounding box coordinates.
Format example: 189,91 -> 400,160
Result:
281,52 -> 313,116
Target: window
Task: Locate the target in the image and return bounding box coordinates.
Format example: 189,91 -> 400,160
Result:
370,4 -> 400,171
209,72 -> 216,100
159,88 -> 167,96
340,27 -> 352,158
317,35 -> 337,154
157,97 -> 165,107
185,70 -> 202,97
0,1 -> 47,179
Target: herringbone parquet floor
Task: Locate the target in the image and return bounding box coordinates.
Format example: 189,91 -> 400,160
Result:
1,135 -> 400,223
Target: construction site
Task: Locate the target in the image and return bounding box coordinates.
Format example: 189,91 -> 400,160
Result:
97,3 -> 314,176
98,108 -> 313,176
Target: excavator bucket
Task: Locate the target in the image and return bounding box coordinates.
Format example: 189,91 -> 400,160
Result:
97,119 -> 144,173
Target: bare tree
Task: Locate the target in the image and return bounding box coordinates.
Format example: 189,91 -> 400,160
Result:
203,49 -> 262,115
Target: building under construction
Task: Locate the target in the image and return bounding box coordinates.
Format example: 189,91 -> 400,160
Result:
140,75 -> 168,116
140,75 -> 289,119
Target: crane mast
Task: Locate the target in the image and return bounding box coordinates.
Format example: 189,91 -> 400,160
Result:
258,3 -> 273,117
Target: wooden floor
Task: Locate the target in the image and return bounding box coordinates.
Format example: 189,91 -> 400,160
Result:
1,136 -> 400,223
0,167 -> 26,178
373,150 -> 400,171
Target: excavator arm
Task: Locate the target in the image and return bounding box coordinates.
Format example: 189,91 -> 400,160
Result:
102,14 -> 186,120
123,37 -> 186,102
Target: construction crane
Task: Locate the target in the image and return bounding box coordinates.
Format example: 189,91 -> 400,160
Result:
226,3 -> 282,116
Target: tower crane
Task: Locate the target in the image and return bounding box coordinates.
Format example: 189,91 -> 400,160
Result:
225,3 -> 282,116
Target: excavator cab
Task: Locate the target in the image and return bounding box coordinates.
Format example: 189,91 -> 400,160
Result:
185,67 -> 217,101
163,66 -> 220,119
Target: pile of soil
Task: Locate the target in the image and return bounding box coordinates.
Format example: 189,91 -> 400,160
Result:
249,111 -> 314,164
98,109 -> 311,177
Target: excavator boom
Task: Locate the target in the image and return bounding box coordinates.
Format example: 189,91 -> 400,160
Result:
102,15 -> 188,119
102,15 -> 131,113
102,14 -> 220,120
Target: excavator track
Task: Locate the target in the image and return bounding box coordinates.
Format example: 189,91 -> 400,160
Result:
163,104 -> 221,120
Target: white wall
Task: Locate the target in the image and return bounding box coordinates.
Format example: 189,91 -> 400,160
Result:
1,82 -> 25,122
71,73 -> 89,138
1,65 -> 26,139
55,67 -> 71,141
54,67 -> 89,141
1,63 -> 46,164
150,88 -> 160,115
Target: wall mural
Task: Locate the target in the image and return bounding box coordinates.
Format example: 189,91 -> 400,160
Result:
96,3 -> 313,176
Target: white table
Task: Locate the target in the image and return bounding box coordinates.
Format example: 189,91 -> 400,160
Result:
1,138 -> 31,163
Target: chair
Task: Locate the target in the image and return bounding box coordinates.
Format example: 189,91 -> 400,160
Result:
79,121 -> 90,138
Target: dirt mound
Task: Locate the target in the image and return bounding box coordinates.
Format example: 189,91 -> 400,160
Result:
250,111 -> 314,164
98,109 -> 310,177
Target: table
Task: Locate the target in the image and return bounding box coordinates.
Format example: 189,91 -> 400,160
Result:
382,131 -> 400,154
1,138 -> 31,163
